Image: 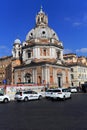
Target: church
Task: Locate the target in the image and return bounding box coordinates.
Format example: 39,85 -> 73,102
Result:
12,7 -> 71,88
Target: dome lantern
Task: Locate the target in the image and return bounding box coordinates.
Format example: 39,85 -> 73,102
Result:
36,6 -> 48,26
14,39 -> 21,45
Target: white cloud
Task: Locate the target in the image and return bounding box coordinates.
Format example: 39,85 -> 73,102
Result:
64,13 -> 87,27
63,49 -> 73,54
76,48 -> 87,53
73,22 -> 82,26
64,17 -> 82,27
0,45 -> 7,49
63,47 -> 87,56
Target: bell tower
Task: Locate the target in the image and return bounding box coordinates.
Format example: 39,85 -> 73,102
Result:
12,39 -> 21,59
11,39 -> 22,84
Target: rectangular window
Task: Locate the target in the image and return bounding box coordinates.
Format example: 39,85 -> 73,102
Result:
28,51 -> 31,58
71,74 -> 74,79
71,68 -> 73,72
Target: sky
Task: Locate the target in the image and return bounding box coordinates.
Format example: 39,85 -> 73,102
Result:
0,0 -> 87,57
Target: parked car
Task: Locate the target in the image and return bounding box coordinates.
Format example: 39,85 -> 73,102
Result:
45,89 -> 54,98
14,90 -> 42,102
50,88 -> 71,100
82,84 -> 87,93
0,93 -> 10,103
69,87 -> 77,93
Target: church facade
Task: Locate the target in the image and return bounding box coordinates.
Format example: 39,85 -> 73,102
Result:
12,7 -> 71,88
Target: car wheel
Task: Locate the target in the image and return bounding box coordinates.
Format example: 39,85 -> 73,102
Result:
63,96 -> 65,101
24,97 -> 28,102
17,100 -> 21,102
69,95 -> 72,99
4,98 -> 8,103
38,95 -> 42,100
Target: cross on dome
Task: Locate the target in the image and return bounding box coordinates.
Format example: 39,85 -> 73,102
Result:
40,5 -> 43,13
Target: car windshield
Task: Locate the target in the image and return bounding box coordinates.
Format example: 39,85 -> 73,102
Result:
24,91 -> 32,94
52,89 -> 61,92
71,87 -> 76,89
0,93 -> 4,96
46,89 -> 53,92
16,92 -> 22,95
62,88 -> 70,92
32,91 -> 37,94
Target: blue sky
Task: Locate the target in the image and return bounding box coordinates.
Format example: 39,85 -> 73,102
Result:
0,0 -> 87,57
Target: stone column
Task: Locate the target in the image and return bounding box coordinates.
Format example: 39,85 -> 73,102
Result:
45,67 -> 47,84
38,48 -> 40,59
42,67 -> 46,84
61,50 -> 63,60
62,71 -> 66,86
35,68 -> 37,84
53,68 -> 56,84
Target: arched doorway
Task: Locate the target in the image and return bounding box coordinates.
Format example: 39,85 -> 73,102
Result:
57,73 -> 62,88
72,82 -> 74,86
38,76 -> 41,84
50,76 -> 53,84
18,78 -> 21,83
25,73 -> 32,83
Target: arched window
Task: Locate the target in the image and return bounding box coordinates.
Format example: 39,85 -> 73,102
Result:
66,76 -> 68,83
41,17 -> 43,22
38,17 -> 40,23
43,49 -> 46,56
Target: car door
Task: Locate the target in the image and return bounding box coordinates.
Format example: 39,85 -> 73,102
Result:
31,91 -> 39,99
62,89 -> 69,98
27,91 -> 34,100
24,91 -> 33,100
0,93 -> 4,101
64,88 -> 71,98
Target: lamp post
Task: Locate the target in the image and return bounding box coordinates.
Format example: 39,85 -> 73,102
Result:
3,79 -> 7,94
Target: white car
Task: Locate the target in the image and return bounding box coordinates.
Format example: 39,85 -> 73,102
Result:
70,87 -> 77,93
0,93 -> 10,103
45,89 -> 54,98
50,88 -> 71,100
15,90 -> 42,102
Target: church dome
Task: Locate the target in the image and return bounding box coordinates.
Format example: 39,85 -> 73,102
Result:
26,7 -> 59,41
26,26 -> 59,41
14,39 -> 21,44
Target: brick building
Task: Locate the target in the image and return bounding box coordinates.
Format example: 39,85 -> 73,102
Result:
0,56 -> 12,85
